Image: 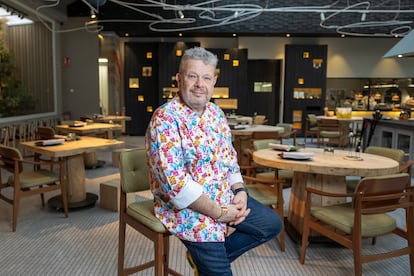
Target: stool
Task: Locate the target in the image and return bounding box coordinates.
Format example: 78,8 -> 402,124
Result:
100,179 -> 136,211
112,148 -> 128,168
100,179 -> 120,211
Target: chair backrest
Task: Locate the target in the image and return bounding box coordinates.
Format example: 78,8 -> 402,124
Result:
119,148 -> 150,193
35,126 -> 56,140
276,123 -> 293,133
251,131 -> 281,151
307,114 -> 318,127
318,118 -> 340,131
0,145 -> 23,174
354,173 -> 411,211
254,115 -> 267,125
365,146 -> 405,164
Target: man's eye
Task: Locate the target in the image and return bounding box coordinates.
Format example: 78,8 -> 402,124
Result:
203,77 -> 212,82
188,74 -> 197,80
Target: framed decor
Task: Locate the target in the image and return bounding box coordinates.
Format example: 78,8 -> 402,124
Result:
142,66 -> 152,77
129,78 -> 139,88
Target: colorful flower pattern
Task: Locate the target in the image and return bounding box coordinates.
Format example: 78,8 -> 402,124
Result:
145,96 -> 241,242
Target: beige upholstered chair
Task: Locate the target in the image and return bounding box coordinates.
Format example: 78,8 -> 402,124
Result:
0,144 -> 68,231
300,173 -> 414,276
276,123 -> 297,146
317,118 -> 344,147
240,131 -> 293,188
253,115 -> 268,125
118,148 -> 181,276
242,175 -> 285,251
346,146 -> 412,192
304,114 -> 318,143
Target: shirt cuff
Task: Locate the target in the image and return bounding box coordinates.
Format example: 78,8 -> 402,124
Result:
170,178 -> 203,209
230,172 -> 244,186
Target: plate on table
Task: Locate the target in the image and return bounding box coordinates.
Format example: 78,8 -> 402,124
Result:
278,152 -> 314,160
269,143 -> 298,152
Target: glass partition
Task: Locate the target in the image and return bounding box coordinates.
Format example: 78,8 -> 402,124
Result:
0,6 -> 56,119
326,78 -> 414,112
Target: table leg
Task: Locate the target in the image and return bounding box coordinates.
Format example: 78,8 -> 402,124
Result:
286,171 -> 347,242
48,154 -> 98,210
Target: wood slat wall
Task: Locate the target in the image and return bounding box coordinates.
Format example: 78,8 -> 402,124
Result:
5,22 -> 54,114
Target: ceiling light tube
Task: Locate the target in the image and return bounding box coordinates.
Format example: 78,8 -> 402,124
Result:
320,12 -> 325,21
178,10 -> 184,19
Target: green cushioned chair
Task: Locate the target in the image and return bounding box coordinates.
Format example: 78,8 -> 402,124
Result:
0,144 -> 68,231
300,173 -> 414,276
304,114 -> 319,144
346,146 -> 413,193
118,148 -> 182,276
242,174 -> 285,252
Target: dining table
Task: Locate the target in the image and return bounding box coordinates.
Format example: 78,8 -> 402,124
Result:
55,122 -> 122,139
231,124 -> 285,165
91,115 -> 131,124
253,147 -> 400,242
20,136 -> 125,210
55,123 -> 123,168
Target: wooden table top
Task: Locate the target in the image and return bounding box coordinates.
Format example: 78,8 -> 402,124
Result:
92,115 -> 131,123
316,115 -> 364,122
55,123 -> 122,134
231,125 -> 285,136
253,148 -> 399,177
19,136 -> 125,158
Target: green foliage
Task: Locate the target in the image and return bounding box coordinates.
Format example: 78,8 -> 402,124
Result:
0,34 -> 37,117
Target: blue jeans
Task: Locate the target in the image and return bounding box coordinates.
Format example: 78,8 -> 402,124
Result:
181,196 -> 282,276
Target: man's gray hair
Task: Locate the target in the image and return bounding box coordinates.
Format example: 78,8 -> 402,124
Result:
179,47 -> 218,72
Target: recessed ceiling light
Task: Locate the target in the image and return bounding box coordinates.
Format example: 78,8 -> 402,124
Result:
286,33 -> 291,37
232,33 -> 237,37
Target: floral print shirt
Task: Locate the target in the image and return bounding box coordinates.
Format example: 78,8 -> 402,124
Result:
145,96 -> 243,242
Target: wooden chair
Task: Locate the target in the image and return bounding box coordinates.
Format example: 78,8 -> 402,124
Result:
317,118 -> 346,148
241,131 -> 293,188
347,146 -> 413,192
276,123 -> 297,146
0,144 -> 68,231
118,148 -> 181,276
304,114 -> 319,144
300,173 -> 414,276
253,115 -> 268,125
242,174 -> 286,251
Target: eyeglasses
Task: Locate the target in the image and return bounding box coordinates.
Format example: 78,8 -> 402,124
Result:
184,73 -> 215,84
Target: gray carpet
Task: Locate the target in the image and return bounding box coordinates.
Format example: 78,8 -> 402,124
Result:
0,136 -> 411,275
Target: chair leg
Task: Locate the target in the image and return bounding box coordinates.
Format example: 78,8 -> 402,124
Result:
154,234 -> 163,276
12,192 -> 20,232
353,238 -> 363,276
59,161 -> 69,217
118,220 -> 126,276
163,234 -> 170,276
299,219 -> 310,264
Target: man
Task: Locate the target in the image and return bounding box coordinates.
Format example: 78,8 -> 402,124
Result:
145,47 -> 282,275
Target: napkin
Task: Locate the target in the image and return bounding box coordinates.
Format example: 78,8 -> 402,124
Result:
279,152 -> 314,160
35,138 -> 65,146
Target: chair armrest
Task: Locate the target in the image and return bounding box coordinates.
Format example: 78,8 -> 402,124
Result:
242,175 -> 284,185
21,158 -> 60,166
400,160 -> 413,176
305,186 -> 353,198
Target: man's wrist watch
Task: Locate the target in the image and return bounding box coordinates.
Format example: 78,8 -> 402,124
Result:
233,187 -> 249,196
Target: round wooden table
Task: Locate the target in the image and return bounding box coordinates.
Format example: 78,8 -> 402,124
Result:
253,147 -> 400,241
